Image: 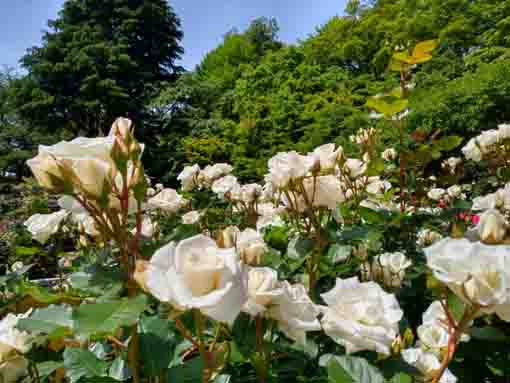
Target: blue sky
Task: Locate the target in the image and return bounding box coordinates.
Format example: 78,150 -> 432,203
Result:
0,0 -> 345,71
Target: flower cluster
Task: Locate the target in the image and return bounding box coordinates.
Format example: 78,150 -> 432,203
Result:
462,124 -> 510,162
0,311 -> 32,383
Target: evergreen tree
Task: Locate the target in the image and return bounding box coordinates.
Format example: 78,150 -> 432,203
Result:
13,0 -> 183,136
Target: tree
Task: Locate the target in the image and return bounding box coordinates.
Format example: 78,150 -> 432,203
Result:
14,0 -> 183,136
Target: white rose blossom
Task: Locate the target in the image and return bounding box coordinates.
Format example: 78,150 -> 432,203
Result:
24,210 -> 69,244
32,137 -> 117,198
147,188 -> 187,213
425,238 -> 510,319
182,210 -> 202,225
427,188 -> 446,201
344,158 -> 367,179
243,267 -> 282,317
382,148 -> 397,161
417,229 -> 443,247
212,175 -> 241,199
267,281 -> 321,345
402,348 -> 457,383
476,209 -> 507,244
236,228 -> 267,265
461,138 -> 482,162
267,151 -> 313,188
0,310 -> 33,383
320,277 -> 403,355
178,164 -> 201,191
308,143 -> 343,171
370,252 -> 412,288
142,234 -> 248,322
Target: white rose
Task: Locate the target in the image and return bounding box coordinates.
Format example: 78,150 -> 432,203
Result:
477,209 -> 507,244
425,238 -> 510,314
427,188 -> 446,201
256,203 -> 285,230
366,178 -> 392,195
148,188 -> 187,213
309,143 -> 343,171
143,235 -> 248,322
0,356 -> 29,383
24,210 -> 69,244
442,157 -> 462,174
217,226 -> 240,248
71,157 -> 113,198
304,175 -> 345,211
132,216 -> 157,238
417,229 -> 443,247
200,163 -> 234,186
242,267 -> 282,316
461,138 -> 482,162
372,252 -> 412,288
36,137 -> 116,198
0,311 -> 32,363
344,158 -> 367,178
402,348 -> 457,383
478,129 -> 500,153
268,282 -> 321,345
72,213 -> 100,237
267,151 -> 313,188
417,322 -> 449,353
239,183 -> 262,204
498,123 -> 510,141
178,164 -> 201,191
382,148 -> 397,161
182,210 -> 202,225
26,153 -> 64,190
320,277 -> 403,355
447,185 -> 462,199
155,183 -> 164,191
212,175 -> 241,198
236,228 -> 267,265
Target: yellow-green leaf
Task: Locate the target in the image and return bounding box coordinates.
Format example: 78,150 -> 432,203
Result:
413,39 -> 439,56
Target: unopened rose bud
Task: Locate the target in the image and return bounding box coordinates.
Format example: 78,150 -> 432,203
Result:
109,117 -> 132,140
241,242 -> 266,265
478,209 -> 507,244
217,226 -> 240,248
382,148 -> 397,161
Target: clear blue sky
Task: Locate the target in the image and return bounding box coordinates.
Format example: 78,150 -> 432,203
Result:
0,0 -> 345,72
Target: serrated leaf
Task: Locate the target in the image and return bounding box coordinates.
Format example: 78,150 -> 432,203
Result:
63,348 -> 108,383
73,295 -> 147,337
327,244 -> 351,264
366,97 -> 408,117
320,355 -> 385,383
389,373 -> 413,383
287,236 -> 314,260
436,135 -> 463,151
69,267 -> 123,298
17,305 -> 74,338
139,315 -> 177,376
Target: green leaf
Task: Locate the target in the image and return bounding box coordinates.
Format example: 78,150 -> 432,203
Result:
413,39 -> 439,56
37,361 -> 63,382
167,356 -> 204,383
63,348 -> 108,383
469,326 -> 508,342
366,97 -> 408,117
17,305 -> 74,338
73,295 -> 148,337
232,313 -> 257,357
69,267 -> 123,299
327,244 -> 351,264
320,355 -> 385,383
436,135 -> 463,151
287,236 -> 314,260
389,373 -> 413,383
139,315 -> 177,376
447,292 -> 466,322
109,357 -> 131,381
15,247 -> 40,256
